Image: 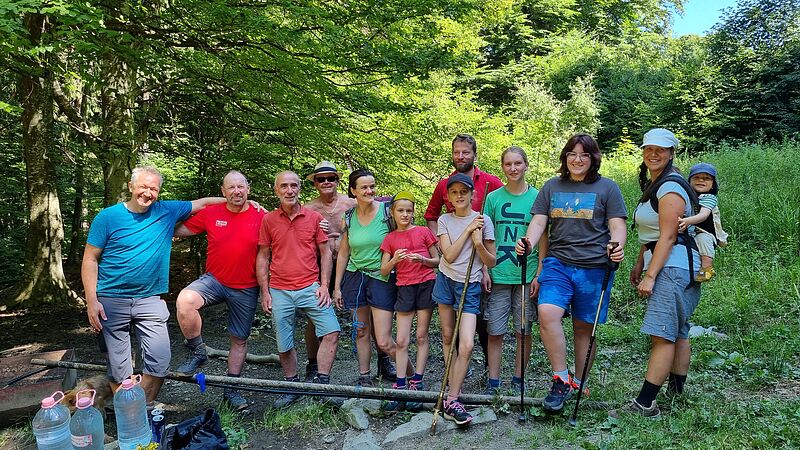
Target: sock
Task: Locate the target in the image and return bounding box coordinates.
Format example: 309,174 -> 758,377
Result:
511,376 -> 522,386
359,371 -> 370,377
227,372 -> 240,378
395,377 -> 406,388
573,377 -> 584,387
635,380 -> 661,408
668,373 -> 687,394
554,369 -> 570,383
488,378 -> 501,388
411,373 -> 423,382
187,335 -> 204,349
316,373 -> 330,384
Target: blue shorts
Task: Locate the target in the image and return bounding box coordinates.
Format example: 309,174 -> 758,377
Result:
432,271 -> 481,315
185,273 -> 259,340
537,257 -> 615,324
270,283 -> 341,353
341,270 -> 397,312
641,267 -> 701,342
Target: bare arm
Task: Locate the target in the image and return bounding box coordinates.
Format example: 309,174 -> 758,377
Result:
333,227 -> 350,308
516,214 -> 549,255
173,223 -> 198,237
317,241 -> 332,307
678,206 -> 712,229
189,197 -> 226,214
608,217 -> 627,262
426,220 -> 438,236
256,246 -> 272,313
81,244 -> 106,331
475,239 -> 496,269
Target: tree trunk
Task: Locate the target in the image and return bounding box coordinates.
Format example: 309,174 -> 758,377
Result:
6,13 -> 80,308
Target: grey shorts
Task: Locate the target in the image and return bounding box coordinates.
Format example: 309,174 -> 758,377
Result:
694,231 -> 716,259
640,267 -> 702,342
98,295 -> 171,381
185,272 -> 259,340
270,283 -> 341,353
484,283 -> 535,336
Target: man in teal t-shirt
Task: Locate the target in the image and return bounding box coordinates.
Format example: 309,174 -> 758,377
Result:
82,166 -> 227,404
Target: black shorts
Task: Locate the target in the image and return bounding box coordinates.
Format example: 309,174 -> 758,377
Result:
396,280 -> 435,313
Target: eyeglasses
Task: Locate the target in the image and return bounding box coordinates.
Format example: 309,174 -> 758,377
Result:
566,152 -> 591,161
315,175 -> 339,183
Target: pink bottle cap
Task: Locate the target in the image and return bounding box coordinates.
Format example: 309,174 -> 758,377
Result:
120,379 -> 135,390
41,391 -> 64,408
76,389 -> 96,409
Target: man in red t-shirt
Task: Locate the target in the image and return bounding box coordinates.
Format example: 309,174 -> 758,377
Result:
424,134 -> 504,377
256,171 -> 341,409
172,171 -> 265,410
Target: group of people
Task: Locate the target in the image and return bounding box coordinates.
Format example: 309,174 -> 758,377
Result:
81,128 -> 726,426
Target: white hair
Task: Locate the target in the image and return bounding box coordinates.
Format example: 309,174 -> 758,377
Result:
130,166 -> 164,187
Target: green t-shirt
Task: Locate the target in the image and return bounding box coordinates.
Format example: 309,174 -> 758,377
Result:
346,204 -> 390,281
485,185 -> 539,284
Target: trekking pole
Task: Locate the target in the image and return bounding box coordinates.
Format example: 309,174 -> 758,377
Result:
568,242 -> 619,427
430,182 -> 490,436
518,238 -> 529,423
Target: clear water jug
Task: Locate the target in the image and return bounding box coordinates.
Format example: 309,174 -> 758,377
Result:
32,390 -> 72,450
113,375 -> 151,450
69,389 -> 104,449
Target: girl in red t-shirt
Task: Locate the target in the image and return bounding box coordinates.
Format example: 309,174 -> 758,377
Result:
380,191 -> 440,411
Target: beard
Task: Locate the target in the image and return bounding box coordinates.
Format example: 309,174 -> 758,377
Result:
454,160 -> 474,173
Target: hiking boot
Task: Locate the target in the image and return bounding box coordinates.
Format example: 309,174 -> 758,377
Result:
312,375 -> 344,407
357,374 -> 374,387
443,400 -> 473,426
609,399 -> 661,419
381,384 -> 407,412
175,344 -> 208,375
409,379 -> 425,392
542,376 -> 573,412
273,392 -> 303,409
223,389 -> 249,411
696,266 -> 715,282
405,382 -> 423,411
482,385 -> 500,397
304,363 -> 318,383
377,356 -> 397,382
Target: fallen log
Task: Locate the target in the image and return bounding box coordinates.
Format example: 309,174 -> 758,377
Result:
204,345 -> 279,364
30,359 -> 611,410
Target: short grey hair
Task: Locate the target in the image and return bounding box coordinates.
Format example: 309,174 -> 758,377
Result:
130,166 -> 164,187
223,170 -> 249,186
273,170 -> 300,189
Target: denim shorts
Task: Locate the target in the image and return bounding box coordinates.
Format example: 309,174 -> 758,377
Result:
341,270 -> 397,312
641,267 -> 701,342
432,271 -> 481,315
98,296 -> 170,381
537,257 -> 615,324
185,272 -> 259,340
270,283 -> 341,353
485,283 -> 535,335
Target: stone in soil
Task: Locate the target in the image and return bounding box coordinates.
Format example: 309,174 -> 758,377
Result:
382,407 -> 497,445
342,429 -> 381,450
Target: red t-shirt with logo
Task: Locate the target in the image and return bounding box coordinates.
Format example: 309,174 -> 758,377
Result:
182,203 -> 265,289
380,226 -> 438,286
258,206 -> 329,290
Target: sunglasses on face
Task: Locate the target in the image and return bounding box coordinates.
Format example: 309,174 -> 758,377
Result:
315,175 -> 339,183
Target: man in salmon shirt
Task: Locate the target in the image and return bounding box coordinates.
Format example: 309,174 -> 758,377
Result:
257,171 -> 341,408
172,171 -> 265,411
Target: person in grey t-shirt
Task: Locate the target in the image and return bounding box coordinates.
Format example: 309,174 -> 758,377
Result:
515,134 -> 626,413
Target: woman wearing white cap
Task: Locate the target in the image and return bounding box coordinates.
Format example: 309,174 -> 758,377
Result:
610,128 -> 702,418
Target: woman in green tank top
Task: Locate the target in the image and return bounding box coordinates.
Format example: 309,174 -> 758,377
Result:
334,169 -> 411,386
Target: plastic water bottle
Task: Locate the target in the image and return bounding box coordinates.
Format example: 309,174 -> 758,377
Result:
113,375 -> 151,450
32,391 -> 72,450
70,389 -> 104,449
